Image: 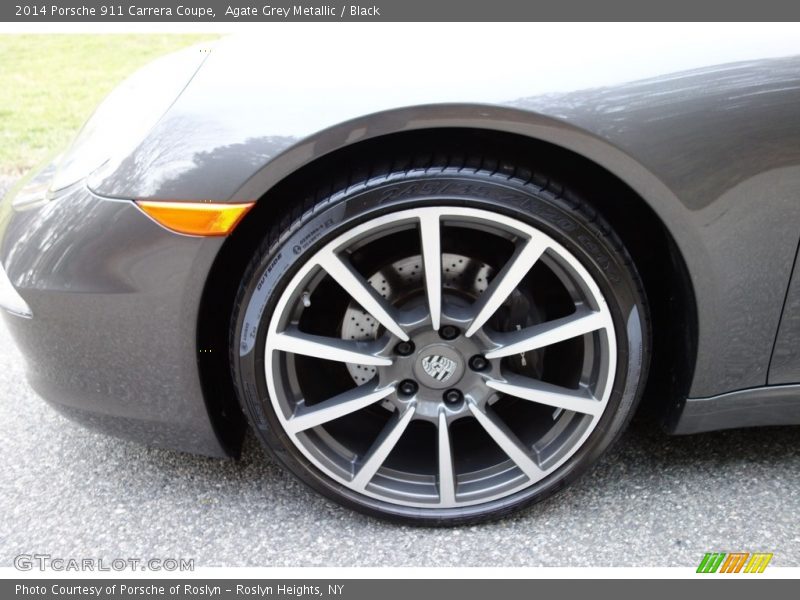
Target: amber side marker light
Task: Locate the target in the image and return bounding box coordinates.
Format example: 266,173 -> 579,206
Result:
136,201 -> 255,237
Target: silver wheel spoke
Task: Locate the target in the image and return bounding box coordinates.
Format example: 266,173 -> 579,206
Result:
437,410 -> 456,505
351,404 -> 416,489
487,373 -> 602,417
467,401 -> 544,481
419,211 -> 442,330
271,328 -> 391,366
317,251 -> 409,341
286,384 -> 395,434
465,236 -> 548,337
486,308 -> 609,359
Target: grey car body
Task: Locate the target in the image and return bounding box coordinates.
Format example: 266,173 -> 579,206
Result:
3,28 -> 800,460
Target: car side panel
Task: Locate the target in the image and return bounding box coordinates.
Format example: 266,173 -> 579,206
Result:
769,248 -> 800,384
90,55 -> 800,400
0,185 -> 235,457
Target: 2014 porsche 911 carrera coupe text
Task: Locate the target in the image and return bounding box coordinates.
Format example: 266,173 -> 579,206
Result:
3,27 -> 800,524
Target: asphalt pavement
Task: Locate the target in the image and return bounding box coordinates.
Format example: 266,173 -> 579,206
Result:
1,180 -> 799,568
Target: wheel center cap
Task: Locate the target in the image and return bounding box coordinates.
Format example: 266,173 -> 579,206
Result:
414,344 -> 465,389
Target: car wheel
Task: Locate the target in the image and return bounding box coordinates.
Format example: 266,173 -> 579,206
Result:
231,158 -> 650,525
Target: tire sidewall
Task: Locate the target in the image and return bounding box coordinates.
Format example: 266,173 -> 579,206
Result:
232,170 -> 648,525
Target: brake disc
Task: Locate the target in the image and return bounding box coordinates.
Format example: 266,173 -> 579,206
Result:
341,252 -> 494,385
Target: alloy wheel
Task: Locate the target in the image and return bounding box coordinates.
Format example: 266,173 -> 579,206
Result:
262,206 -> 616,509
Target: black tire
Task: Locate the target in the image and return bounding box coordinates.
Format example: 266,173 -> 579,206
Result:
231,157 -> 650,525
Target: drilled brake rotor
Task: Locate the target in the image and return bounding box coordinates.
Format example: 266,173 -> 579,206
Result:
341,253 -> 494,384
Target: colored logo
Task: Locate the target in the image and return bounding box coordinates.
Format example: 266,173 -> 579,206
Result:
696,552 -> 773,573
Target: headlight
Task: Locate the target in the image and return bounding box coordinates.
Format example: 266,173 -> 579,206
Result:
9,156 -> 59,211
49,42 -> 211,193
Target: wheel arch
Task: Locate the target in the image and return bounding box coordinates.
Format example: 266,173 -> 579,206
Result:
198,108 -> 698,452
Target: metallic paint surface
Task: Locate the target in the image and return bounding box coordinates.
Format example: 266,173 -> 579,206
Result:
0,186 -> 229,457
90,34 -> 800,398
769,249 -> 800,384
670,385 -> 800,435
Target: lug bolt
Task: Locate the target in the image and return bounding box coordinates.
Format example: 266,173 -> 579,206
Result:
395,341 -> 415,356
439,325 -> 459,340
443,389 -> 463,404
398,380 -> 418,396
469,354 -> 489,371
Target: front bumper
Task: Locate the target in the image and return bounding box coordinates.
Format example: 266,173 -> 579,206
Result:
0,175 -> 235,457
0,259 -> 31,318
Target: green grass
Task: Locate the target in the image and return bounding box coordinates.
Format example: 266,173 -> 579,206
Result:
0,34 -> 218,176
